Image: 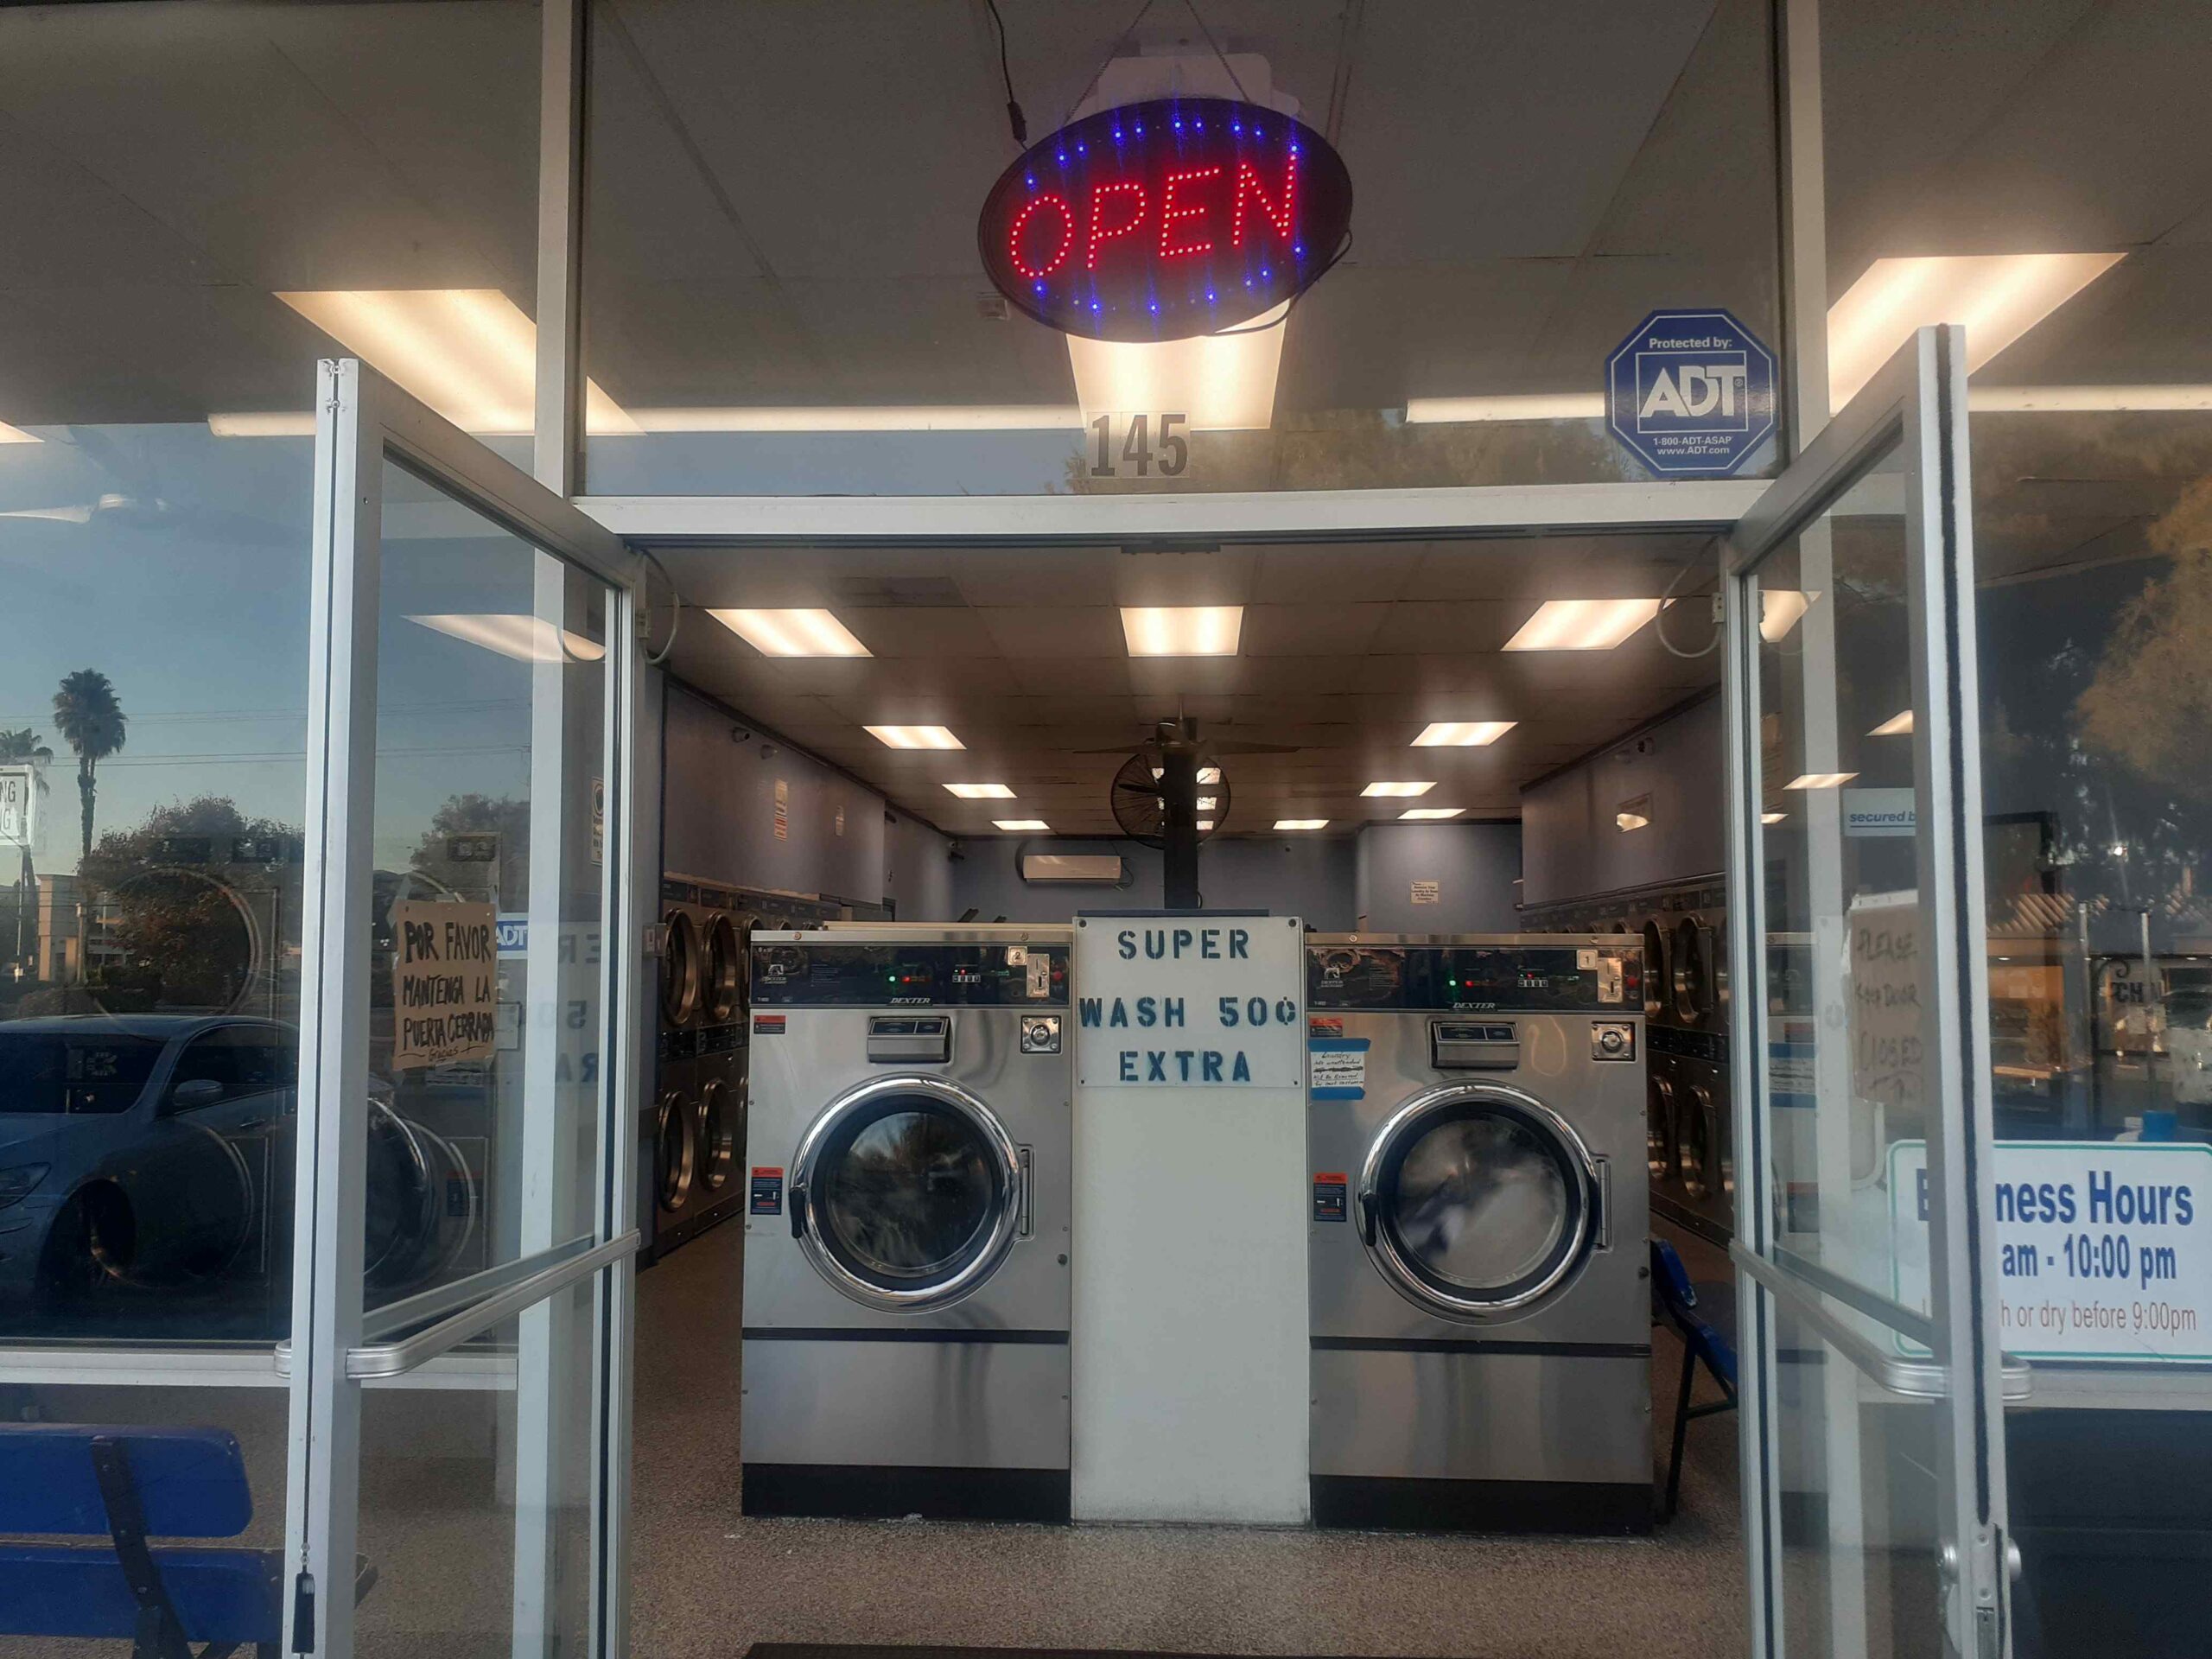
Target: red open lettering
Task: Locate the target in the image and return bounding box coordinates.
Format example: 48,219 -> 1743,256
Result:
1231,152 -> 1299,249
1158,165 -> 1222,261
1086,179 -> 1148,270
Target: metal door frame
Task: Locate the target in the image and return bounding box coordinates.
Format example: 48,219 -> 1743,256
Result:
1721,325 -> 2017,1656
288,357 -> 648,1659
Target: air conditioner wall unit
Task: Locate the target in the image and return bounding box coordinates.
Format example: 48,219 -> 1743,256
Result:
1020,854 -> 1126,885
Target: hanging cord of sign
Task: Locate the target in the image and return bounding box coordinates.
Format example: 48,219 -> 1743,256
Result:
635,547 -> 683,666
1056,0 -> 1250,134
983,0 -> 1027,145
1653,546 -> 1722,660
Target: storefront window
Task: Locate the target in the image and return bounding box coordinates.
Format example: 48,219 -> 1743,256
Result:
581,0 -> 1782,496
1823,5 -> 2212,1653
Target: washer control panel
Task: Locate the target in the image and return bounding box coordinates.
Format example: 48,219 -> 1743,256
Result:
1020,1014 -> 1063,1054
1591,1020 -> 1637,1062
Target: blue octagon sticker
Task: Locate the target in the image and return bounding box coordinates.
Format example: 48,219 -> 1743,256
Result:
1605,308 -> 1776,477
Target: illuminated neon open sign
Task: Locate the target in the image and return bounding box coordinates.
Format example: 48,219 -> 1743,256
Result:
977,97 -> 1353,344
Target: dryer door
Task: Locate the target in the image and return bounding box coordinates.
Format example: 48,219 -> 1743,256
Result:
700,913 -> 741,1026
791,1074 -> 1023,1313
1357,1081 -> 1600,1321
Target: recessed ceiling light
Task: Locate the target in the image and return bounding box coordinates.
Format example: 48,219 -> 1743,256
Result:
1121,606 -> 1243,657
944,783 -> 1015,798
1274,818 -> 1329,830
710,607 -> 871,658
273,289 -> 639,435
1503,599 -> 1661,652
1400,808 -> 1463,821
1362,781 -> 1436,798
1616,810 -> 1651,832
1784,772 -> 1859,790
865,724 -> 963,750
1826,253 -> 2126,406
1759,591 -> 1812,642
1412,721 -> 1516,747
1151,766 -> 1224,783
1761,811 -> 1787,824
1197,796 -> 1219,811
1197,820 -> 1216,831
407,613 -> 607,664
1869,709 -> 1915,737
994,819 -> 1050,832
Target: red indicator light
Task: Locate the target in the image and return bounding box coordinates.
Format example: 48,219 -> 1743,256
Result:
1086,179 -> 1147,270
1231,152 -> 1298,249
1159,164 -> 1222,260
1007,193 -> 1073,279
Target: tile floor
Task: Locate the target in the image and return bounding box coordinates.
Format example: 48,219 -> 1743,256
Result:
631,1216 -> 1748,1659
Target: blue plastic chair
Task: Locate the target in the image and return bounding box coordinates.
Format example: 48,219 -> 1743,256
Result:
0,1422 -> 374,1659
1650,1237 -> 1738,1520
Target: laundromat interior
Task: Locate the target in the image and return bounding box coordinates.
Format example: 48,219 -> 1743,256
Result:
626,529 -> 1751,1656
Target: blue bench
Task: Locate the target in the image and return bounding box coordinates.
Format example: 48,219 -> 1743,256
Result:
1650,1237 -> 1739,1521
0,1422 -> 373,1659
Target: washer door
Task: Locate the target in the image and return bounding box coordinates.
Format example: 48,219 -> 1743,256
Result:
699,1075 -> 741,1192
701,914 -> 741,1025
661,910 -> 701,1027
1671,918 -> 1710,1027
1677,1079 -> 1715,1201
1646,1067 -> 1678,1180
654,1089 -> 697,1213
1357,1082 -> 1600,1321
791,1075 -> 1022,1313
1640,920 -> 1668,1020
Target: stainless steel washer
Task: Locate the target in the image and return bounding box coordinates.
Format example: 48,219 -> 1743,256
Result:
741,924 -> 1073,1521
1307,933 -> 1652,1533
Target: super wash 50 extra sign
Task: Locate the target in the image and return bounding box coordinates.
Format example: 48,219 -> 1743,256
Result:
1072,916 -> 1306,1090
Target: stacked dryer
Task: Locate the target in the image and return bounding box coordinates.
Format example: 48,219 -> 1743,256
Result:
1306,933 -> 1652,1534
648,877 -> 747,1261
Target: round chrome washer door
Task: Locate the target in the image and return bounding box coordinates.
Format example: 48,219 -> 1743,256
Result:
661,910 -> 701,1027
655,1090 -> 697,1212
699,1076 -> 740,1192
791,1074 -> 1022,1313
702,913 -> 741,1025
1358,1081 -> 1599,1322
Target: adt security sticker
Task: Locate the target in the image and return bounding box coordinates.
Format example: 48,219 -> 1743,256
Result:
1606,308 -> 1777,477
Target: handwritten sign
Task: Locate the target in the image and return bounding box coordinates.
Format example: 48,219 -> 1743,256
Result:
1849,892 -> 1923,1113
1074,915 -> 1304,1089
391,899 -> 499,1070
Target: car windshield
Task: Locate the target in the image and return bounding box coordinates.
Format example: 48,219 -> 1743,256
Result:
0,1033 -> 166,1115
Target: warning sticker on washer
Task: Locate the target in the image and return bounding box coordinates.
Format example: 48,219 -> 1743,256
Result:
1308,1036 -> 1369,1099
1313,1172 -> 1349,1224
749,1167 -> 784,1216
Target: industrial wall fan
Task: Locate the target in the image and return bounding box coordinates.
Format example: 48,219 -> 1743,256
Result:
1090,717 -> 1297,909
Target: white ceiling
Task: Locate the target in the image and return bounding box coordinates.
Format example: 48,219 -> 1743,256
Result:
650,532 -> 1725,836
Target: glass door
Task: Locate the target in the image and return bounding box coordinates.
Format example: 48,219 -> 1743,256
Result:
289,358 -> 643,1658
1725,325 -> 2024,1657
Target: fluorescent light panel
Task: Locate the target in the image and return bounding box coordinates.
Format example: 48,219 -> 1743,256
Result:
1617,811 -> 1651,831
944,783 -> 1015,799
1760,590 -> 1812,642
1762,811 -> 1787,824
994,819 -> 1050,831
1274,818 -> 1329,830
1785,772 -> 1859,790
709,607 -> 870,658
1412,720 -> 1516,747
1401,807 -> 1463,821
1121,606 -> 1243,657
1363,781 -> 1435,798
1827,254 -> 2126,407
864,724 -> 963,750
273,289 -> 639,436
1404,393 -> 1605,424
407,613 -> 606,664
1503,599 -> 1661,652
1869,709 -> 1915,736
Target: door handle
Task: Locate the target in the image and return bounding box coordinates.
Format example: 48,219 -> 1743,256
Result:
1357,1190 -> 1377,1247
789,1182 -> 806,1240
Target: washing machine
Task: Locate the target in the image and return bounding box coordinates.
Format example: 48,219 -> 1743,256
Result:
741,924 -> 1073,1521
644,877 -> 718,1261
1648,880 -> 1734,1246
1306,933 -> 1653,1534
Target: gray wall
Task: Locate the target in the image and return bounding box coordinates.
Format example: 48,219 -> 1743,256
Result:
1518,693 -> 1724,906
884,810 -> 957,922
950,835 -> 1360,928
662,680 -> 904,906
1353,822 -> 1523,933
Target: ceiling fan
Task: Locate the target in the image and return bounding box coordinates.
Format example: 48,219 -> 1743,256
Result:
1082,716 -> 1300,910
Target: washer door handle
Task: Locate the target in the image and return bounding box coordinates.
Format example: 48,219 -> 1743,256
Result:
789,1181 -> 807,1240
1356,1188 -> 1378,1247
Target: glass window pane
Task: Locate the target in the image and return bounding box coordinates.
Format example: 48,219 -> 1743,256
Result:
582,0 -> 1781,496
367,462 -> 610,1313
0,424 -> 312,1344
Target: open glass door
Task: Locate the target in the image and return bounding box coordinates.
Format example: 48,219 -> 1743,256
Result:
1725,325 -> 2025,1658
288,359 -> 643,1657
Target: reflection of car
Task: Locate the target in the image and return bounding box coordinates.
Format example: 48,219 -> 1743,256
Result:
0,1015 -> 477,1338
